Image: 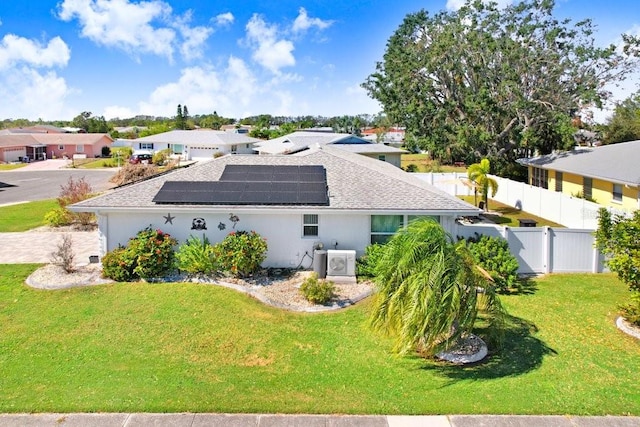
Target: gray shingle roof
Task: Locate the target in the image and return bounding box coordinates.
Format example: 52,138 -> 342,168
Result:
253,131 -> 406,155
517,140 -> 640,185
73,145 -> 477,214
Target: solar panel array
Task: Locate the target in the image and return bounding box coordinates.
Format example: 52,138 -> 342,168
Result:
152,164 -> 329,206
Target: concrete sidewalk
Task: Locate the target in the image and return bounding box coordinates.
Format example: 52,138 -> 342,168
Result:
0,413 -> 638,426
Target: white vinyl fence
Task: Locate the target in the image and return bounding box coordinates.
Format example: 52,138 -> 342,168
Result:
455,223 -> 603,275
415,173 -> 610,274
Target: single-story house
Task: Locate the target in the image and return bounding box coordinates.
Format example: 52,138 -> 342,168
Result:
252,131 -> 408,168
361,127 -> 406,146
130,130 -> 261,160
70,145 -> 479,268
517,140 -> 640,212
0,133 -> 113,162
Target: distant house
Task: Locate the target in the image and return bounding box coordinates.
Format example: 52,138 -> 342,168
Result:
70,145 -> 479,267
219,124 -> 252,134
130,130 -> 260,160
517,140 -> 640,212
361,127 -> 405,146
253,131 -> 408,168
0,133 -> 113,162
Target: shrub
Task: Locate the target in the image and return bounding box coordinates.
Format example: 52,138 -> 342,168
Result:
101,246 -> 137,282
300,272 -> 336,304
620,292 -> 640,326
101,146 -> 111,157
152,149 -> 171,166
404,164 -> 418,172
50,233 -> 75,273
101,227 -> 177,281
176,234 -> 219,275
464,234 -> 519,292
356,243 -> 385,277
216,230 -> 267,277
44,207 -> 72,227
109,163 -> 161,185
128,227 -> 177,279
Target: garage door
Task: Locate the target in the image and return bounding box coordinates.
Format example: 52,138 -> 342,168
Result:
189,146 -> 221,160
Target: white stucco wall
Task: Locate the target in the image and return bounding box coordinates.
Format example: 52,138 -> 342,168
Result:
101,210 -> 373,268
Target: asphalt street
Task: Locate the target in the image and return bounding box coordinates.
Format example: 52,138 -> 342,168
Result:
0,168 -> 117,205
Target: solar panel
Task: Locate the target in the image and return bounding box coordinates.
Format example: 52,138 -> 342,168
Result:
153,164 -> 329,205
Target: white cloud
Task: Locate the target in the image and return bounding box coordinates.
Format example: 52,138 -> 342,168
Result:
244,13 -> 295,74
56,0 -> 213,62
0,67 -> 73,120
215,12 -> 234,26
0,34 -> 70,69
446,0 -> 512,10
292,7 -> 333,34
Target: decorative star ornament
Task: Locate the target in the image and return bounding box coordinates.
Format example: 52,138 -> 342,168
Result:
163,213 -> 175,224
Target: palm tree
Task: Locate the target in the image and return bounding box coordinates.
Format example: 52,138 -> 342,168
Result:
369,219 -> 504,357
467,158 -> 499,210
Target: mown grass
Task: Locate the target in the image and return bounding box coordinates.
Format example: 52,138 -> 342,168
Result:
458,195 -> 563,228
401,153 -> 466,173
0,163 -> 27,171
0,199 -> 58,232
1,265 -> 638,414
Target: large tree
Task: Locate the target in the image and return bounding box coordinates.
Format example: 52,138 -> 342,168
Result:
362,0 -> 640,176
603,92 -> 640,145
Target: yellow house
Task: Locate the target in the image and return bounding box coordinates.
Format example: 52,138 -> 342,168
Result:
517,140 -> 640,212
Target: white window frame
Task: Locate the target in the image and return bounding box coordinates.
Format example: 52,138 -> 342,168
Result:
613,183 -> 623,203
378,154 -> 386,161
76,144 -> 84,153
139,143 -> 154,150
58,145 -> 64,150
302,214 -> 319,237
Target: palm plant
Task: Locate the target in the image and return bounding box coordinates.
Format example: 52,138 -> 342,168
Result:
369,218 -> 504,357
467,158 -> 499,210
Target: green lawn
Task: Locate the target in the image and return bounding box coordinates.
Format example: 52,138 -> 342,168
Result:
0,199 -> 57,231
402,153 -> 466,172
1,265 -> 638,414
0,163 -> 27,171
459,196 -> 563,228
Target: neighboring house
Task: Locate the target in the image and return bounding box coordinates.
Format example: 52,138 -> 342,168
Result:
361,127 -> 406,146
253,131 -> 408,168
132,130 -> 260,160
220,124 -> 252,134
517,140 -> 640,212
0,133 -> 113,162
70,145 -> 479,267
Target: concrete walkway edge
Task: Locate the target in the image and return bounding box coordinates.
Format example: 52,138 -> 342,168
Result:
0,413 -> 639,426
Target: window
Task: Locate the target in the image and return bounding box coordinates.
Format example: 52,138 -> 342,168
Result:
531,167 -> 548,189
139,143 -> 154,150
303,214 -> 318,237
378,155 -> 386,161
371,215 -> 403,244
583,177 -> 593,200
76,144 -> 84,152
58,145 -> 64,150
555,172 -> 563,192
613,183 -> 623,203
231,145 -> 238,152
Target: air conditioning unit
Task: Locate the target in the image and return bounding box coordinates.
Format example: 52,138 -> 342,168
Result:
327,250 -> 356,276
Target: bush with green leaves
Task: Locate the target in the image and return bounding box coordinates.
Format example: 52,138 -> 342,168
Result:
300,272 -> 336,304
101,246 -> 137,282
101,227 -> 177,281
596,208 -> 640,325
44,207 -> 72,227
217,230 -> 267,278
464,234 -> 519,293
356,243 -> 385,277
176,234 -> 219,275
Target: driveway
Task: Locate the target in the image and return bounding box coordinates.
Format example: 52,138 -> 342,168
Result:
0,160 -> 117,205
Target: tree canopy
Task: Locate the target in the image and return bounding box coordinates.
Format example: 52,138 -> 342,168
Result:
603,92 -> 640,145
362,0 -> 640,177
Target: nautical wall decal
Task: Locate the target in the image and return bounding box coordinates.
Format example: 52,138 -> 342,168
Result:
218,222 -> 226,231
163,213 -> 175,224
191,217 -> 207,230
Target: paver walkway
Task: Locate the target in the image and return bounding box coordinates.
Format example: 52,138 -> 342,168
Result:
0,230 -> 100,264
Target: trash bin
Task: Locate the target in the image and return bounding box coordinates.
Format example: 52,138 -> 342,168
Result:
518,218 -> 537,227
313,250 -> 327,279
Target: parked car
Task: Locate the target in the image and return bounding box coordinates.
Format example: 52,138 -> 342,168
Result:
129,153 -> 153,164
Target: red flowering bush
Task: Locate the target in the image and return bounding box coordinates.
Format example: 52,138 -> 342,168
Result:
216,230 -> 267,278
102,227 -> 177,281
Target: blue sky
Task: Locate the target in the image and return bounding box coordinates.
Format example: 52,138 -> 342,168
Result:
0,0 -> 638,122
